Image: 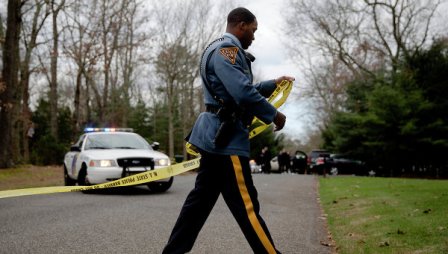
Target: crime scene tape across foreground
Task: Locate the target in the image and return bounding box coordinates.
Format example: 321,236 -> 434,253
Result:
0,81 -> 293,199
0,158 -> 200,199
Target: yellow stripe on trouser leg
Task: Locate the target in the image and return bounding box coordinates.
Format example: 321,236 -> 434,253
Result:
230,155 -> 276,254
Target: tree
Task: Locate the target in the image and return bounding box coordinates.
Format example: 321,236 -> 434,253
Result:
284,0 -> 446,132
108,0 -> 146,128
323,40 -> 448,177
127,99 -> 151,138
154,43 -> 196,159
0,0 -> 22,168
62,0 -> 102,134
60,0 -> 149,134
300,57 -> 354,131
47,0 -> 66,140
151,0 -> 226,159
19,0 -> 51,161
30,98 -> 73,165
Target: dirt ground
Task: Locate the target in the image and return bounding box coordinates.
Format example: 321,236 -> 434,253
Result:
0,165 -> 64,191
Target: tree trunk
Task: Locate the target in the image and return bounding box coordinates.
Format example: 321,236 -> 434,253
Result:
73,68 -> 82,134
84,72 -> 91,125
167,82 -> 174,159
0,0 -> 21,168
20,63 -> 32,162
49,1 -> 60,140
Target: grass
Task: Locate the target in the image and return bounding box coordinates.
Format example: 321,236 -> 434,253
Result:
319,176 -> 448,254
0,165 -> 63,191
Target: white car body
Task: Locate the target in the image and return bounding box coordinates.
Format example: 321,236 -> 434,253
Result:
63,130 -> 172,191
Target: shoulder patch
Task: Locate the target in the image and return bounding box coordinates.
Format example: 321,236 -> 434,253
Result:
219,47 -> 239,64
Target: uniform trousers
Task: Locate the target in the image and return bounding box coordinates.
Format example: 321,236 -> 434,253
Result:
162,151 -> 280,254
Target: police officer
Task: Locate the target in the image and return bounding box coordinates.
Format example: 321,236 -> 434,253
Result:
162,7 -> 294,254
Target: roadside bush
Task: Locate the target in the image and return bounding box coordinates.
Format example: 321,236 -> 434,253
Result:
30,134 -> 67,165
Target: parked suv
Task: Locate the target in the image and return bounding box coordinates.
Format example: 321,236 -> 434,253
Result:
328,154 -> 366,175
308,149 -> 331,175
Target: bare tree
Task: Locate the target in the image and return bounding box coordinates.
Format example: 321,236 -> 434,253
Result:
151,0 -> 226,159
286,0 -> 445,76
284,0 -> 447,131
109,0 -> 148,127
62,0 -> 102,132
302,57 -> 354,130
18,0 -> 50,161
42,0 -> 66,140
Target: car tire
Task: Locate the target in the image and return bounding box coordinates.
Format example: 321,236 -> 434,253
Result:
77,164 -> 89,186
331,167 -> 338,175
147,177 -> 173,192
64,165 -> 77,186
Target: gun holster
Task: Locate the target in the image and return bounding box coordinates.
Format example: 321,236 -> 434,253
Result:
214,107 -> 236,147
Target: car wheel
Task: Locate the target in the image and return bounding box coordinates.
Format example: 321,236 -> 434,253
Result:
147,177 -> 173,192
330,167 -> 338,175
64,165 -> 77,186
77,164 -> 89,186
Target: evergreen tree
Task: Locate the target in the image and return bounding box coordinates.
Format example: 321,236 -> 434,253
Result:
323,40 -> 448,178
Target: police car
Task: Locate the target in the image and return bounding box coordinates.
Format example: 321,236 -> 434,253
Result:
63,128 -> 173,192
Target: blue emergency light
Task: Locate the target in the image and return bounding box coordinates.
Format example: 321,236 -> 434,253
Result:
84,127 -> 134,133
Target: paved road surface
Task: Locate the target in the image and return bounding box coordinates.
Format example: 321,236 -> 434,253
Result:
0,173 -> 332,254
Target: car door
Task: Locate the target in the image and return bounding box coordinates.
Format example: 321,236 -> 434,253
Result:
66,134 -> 86,177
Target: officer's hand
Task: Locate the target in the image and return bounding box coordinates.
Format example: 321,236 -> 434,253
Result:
274,76 -> 295,85
274,111 -> 286,132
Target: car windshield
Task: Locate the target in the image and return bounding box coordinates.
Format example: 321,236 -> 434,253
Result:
84,133 -> 151,150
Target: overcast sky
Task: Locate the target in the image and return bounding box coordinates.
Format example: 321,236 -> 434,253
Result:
235,0 -> 308,142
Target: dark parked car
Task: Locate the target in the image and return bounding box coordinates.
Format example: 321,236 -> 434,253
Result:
307,149 -> 331,175
328,154 -> 366,175
291,150 -> 307,174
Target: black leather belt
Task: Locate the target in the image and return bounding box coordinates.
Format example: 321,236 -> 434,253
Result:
205,105 -> 221,114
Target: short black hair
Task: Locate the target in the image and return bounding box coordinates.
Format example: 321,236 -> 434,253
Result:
227,7 -> 256,27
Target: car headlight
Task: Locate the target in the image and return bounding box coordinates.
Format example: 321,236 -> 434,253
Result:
89,160 -> 117,167
154,158 -> 170,166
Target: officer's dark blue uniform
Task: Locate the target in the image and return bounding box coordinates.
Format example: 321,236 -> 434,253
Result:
187,32 -> 278,158
163,8 -> 285,254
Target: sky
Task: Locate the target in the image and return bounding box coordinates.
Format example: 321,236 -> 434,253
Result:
236,0 -> 309,142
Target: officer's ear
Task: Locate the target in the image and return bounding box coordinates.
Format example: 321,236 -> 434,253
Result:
238,21 -> 248,31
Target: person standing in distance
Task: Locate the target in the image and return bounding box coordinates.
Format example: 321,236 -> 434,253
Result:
162,7 -> 294,254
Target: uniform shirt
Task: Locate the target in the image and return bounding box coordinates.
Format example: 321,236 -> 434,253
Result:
188,33 -> 278,157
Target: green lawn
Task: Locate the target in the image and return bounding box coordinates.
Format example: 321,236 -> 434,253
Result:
319,176 -> 448,254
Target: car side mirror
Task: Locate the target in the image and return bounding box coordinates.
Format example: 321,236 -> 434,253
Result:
70,145 -> 81,152
151,142 -> 160,151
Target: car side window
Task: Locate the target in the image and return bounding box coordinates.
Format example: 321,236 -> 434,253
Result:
74,135 -> 85,150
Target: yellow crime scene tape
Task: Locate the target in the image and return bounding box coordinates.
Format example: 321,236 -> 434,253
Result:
0,158 -> 201,199
0,81 -> 293,199
249,79 -> 293,139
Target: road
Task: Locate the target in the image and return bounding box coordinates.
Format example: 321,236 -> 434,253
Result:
0,173 -> 332,254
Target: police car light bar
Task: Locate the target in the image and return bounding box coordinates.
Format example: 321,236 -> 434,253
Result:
84,128 -> 134,133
